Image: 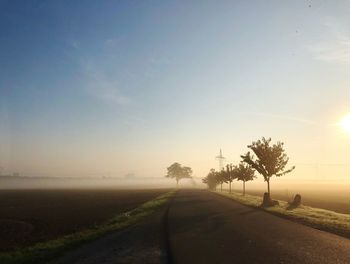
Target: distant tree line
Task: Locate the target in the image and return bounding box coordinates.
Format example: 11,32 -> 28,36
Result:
202,162 -> 255,195
202,137 -> 295,206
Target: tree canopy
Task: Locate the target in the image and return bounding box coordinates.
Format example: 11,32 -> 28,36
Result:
241,137 -> 295,194
202,168 -> 218,190
225,164 -> 237,193
235,162 -> 256,195
165,162 -> 193,186
235,162 -> 256,182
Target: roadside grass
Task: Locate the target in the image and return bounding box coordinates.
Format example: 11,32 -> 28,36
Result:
214,190 -> 350,238
0,190 -> 176,264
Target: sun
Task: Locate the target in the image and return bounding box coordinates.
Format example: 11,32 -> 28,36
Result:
340,115 -> 350,133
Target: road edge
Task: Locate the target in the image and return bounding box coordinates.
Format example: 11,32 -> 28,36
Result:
0,190 -> 177,264
211,190 -> 350,240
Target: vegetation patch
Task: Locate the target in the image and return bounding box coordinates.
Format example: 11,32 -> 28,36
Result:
214,190 -> 350,239
0,190 -> 176,264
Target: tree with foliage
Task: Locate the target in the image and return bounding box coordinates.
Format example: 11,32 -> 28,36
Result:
202,168 -> 218,190
225,164 -> 237,193
235,162 -> 256,196
165,162 -> 193,186
216,169 -> 228,192
241,137 -> 295,198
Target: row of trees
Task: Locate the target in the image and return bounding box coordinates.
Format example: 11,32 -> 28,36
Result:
202,163 -> 256,195
203,137 -> 295,204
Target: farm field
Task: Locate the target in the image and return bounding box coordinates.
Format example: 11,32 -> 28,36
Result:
0,188 -> 170,251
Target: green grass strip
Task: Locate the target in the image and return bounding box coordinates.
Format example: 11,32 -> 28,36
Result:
214,190 -> 350,239
0,190 -> 176,264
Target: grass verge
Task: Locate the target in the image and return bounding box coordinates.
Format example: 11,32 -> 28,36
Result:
0,190 -> 176,264
213,190 -> 350,239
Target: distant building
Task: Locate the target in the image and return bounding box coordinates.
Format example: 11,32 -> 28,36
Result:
13,172 -> 20,177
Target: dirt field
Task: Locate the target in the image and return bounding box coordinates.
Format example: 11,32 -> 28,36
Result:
0,189 -> 169,251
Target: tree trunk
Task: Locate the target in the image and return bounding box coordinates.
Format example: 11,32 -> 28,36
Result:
229,181 -> 232,193
220,183 -> 222,192
176,179 -> 179,188
243,181 -> 245,196
267,178 -> 270,195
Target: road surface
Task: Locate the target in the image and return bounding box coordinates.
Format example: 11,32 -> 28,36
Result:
52,189 -> 350,264
169,190 -> 350,264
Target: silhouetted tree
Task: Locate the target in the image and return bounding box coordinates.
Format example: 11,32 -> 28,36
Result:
241,137 -> 295,198
225,164 -> 237,193
165,162 -> 192,186
235,162 -> 256,196
182,166 -> 193,180
202,168 -> 218,190
217,169 -> 228,192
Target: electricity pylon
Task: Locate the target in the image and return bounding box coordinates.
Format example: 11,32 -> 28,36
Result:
216,149 -> 225,171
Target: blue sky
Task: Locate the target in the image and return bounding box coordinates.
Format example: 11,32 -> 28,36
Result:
2,1 -> 350,182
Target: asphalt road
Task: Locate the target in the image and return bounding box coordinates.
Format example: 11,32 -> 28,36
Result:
52,189 -> 350,264
168,189 -> 350,264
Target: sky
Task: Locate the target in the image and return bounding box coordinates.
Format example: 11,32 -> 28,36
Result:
1,0 -> 350,185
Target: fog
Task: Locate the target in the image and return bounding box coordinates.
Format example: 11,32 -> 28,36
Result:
0,176 -> 200,190
1,175 -> 349,214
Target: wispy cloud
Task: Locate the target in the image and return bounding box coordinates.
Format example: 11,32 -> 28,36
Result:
307,38 -> 350,63
307,20 -> 350,64
247,112 -> 317,125
83,62 -> 129,106
149,56 -> 172,65
71,40 -> 79,49
104,37 -> 123,47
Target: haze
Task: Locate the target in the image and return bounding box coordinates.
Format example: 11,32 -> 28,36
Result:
1,1 -> 350,189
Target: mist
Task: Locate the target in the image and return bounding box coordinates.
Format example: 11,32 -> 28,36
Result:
0,175 -> 200,190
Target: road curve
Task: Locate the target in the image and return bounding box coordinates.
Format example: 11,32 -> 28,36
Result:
168,189 -> 350,264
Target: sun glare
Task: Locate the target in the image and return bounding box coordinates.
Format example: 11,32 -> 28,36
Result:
340,115 -> 350,133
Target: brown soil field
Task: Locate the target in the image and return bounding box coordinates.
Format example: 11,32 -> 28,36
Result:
0,189 -> 169,251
